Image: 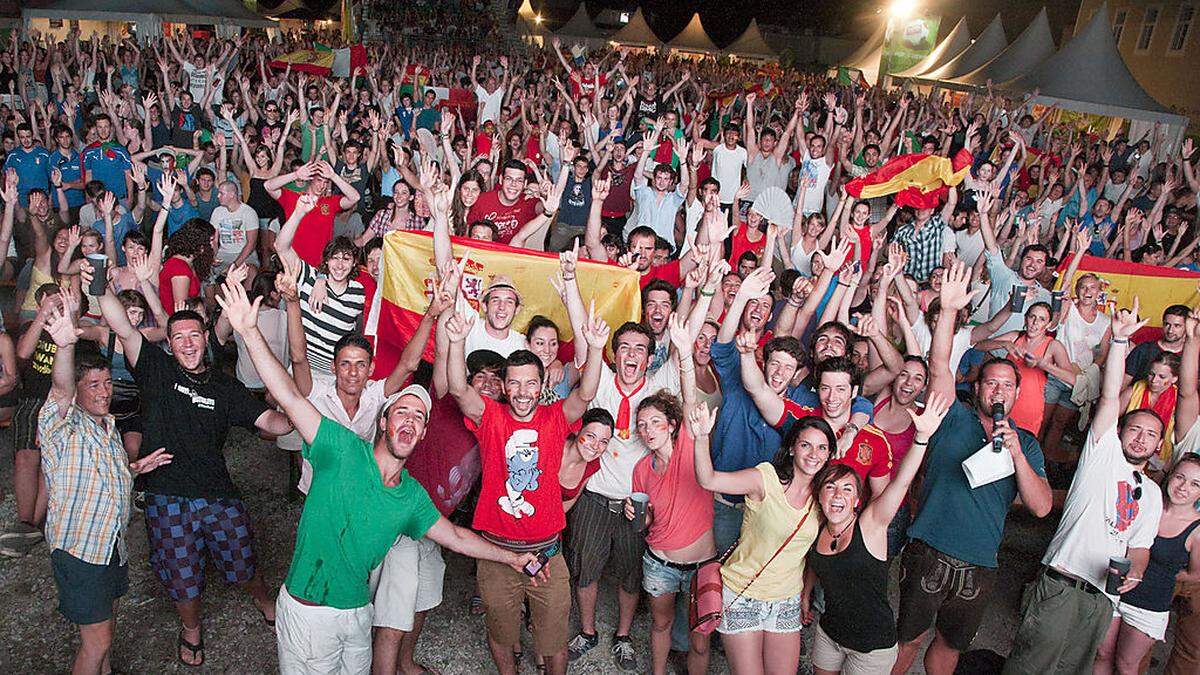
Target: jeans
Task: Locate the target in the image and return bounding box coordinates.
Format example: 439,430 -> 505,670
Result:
713,499 -> 743,554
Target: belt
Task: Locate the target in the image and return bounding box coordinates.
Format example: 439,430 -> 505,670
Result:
646,548 -> 704,572
480,533 -> 561,554
586,490 -> 627,514
1044,567 -> 1101,595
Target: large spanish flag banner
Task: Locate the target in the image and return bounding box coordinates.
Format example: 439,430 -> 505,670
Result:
845,149 -> 973,209
1056,254 -> 1200,342
369,231 -> 643,378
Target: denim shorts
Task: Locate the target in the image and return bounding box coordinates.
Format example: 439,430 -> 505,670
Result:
1043,375 -> 1079,411
641,550 -> 698,597
718,586 -> 803,634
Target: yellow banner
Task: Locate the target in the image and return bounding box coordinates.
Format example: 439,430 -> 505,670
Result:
381,231 -> 643,348
1055,254 -> 1200,332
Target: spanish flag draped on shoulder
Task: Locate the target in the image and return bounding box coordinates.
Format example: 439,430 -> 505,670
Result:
366,231 -> 643,379
845,149 -> 973,209
1056,253 -> 1200,343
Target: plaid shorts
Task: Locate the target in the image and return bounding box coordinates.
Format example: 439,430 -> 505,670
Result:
144,493 -> 257,602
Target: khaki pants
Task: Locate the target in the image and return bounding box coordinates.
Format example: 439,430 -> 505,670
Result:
1002,571 -> 1113,675
477,553 -> 571,656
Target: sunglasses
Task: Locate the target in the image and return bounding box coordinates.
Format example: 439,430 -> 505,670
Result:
1133,471 -> 1144,501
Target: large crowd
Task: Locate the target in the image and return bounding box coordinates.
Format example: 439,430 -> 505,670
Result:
2,22 -> 1200,675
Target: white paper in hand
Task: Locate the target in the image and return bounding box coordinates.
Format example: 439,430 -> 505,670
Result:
962,442 -> 1016,489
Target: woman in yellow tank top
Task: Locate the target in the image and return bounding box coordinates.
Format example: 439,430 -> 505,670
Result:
692,406 -> 835,675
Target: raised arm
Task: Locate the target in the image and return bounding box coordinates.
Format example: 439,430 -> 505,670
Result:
689,401 -> 766,500
562,302 -> 609,423
929,262 -> 974,400
443,311 -> 485,424
1094,298 -> 1148,435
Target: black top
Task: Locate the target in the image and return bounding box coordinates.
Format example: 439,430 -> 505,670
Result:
1124,341 -> 1167,383
808,522 -> 897,652
1122,518 -> 1200,612
132,343 -> 268,499
248,177 -> 284,222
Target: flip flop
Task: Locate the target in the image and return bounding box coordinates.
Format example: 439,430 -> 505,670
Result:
257,604 -> 276,627
177,625 -> 205,667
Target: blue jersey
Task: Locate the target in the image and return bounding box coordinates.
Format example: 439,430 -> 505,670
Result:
166,201 -> 201,236
3,145 -> 51,203
50,149 -> 86,209
82,141 -> 133,200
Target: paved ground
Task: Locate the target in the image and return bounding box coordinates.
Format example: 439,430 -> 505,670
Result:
0,425 -> 1177,673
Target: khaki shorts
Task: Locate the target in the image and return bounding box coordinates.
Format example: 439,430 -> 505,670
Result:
477,553 -> 571,656
812,622 -> 898,674
369,536 -> 445,631
275,584 -> 372,675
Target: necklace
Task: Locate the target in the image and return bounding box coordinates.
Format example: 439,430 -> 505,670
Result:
826,516 -> 855,549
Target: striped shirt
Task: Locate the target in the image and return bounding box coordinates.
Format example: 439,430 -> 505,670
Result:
297,260 -> 365,375
38,397 -> 132,565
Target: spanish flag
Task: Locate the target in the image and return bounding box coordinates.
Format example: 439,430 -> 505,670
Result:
845,149 -> 973,209
367,231 -> 643,379
269,43 -> 367,77
1055,254 -> 1200,343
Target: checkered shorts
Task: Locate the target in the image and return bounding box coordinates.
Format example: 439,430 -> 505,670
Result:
144,493 -> 257,602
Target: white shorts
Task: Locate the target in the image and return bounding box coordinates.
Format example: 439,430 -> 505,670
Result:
811,622 -> 899,674
1114,599 -> 1170,641
369,536 -> 446,631
275,584 -> 373,675
717,586 -> 802,635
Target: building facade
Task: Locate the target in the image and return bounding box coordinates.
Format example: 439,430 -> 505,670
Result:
1077,0 -> 1199,123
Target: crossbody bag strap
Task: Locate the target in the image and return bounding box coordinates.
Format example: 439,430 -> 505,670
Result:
721,500 -> 813,612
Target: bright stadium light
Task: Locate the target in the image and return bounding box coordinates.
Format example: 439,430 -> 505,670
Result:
889,0 -> 916,18
534,14 -> 544,24
620,12 -> 630,23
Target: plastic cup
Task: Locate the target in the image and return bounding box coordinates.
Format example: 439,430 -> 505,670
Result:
1010,285 -> 1027,313
630,492 -> 650,532
1106,556 -> 1132,594
85,254 -> 108,296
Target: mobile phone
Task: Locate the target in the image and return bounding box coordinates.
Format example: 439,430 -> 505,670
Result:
523,541 -> 561,577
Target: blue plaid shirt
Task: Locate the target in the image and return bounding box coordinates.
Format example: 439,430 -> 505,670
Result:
894,215 -> 947,282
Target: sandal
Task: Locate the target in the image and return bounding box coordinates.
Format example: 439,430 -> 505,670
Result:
177,624 -> 205,667
469,595 -> 485,615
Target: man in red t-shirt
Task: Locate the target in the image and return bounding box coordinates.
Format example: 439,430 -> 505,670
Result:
444,303 -> 610,675
467,160 -> 541,244
597,141 -> 638,237
264,160 -> 360,266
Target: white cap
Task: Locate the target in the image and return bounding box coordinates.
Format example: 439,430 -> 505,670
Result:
383,384 -> 433,420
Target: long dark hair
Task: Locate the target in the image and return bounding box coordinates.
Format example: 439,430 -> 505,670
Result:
166,218 -> 216,281
452,169 -> 485,235
773,417 -> 836,486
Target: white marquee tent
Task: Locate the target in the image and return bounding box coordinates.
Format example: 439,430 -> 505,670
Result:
609,7 -> 660,49
840,21 -> 886,84
666,13 -> 719,55
950,8 -> 1054,87
724,18 -> 776,61
918,14 -> 1006,81
555,2 -> 606,49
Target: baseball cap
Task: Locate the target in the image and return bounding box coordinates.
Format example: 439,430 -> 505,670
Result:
482,274 -> 523,305
383,383 -> 433,420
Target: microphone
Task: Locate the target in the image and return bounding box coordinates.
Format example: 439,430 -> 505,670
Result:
991,403 -> 1005,453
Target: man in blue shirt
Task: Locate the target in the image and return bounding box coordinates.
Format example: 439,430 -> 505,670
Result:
4,123 -> 51,205
82,115 -> 133,203
892,262 -> 1051,675
49,125 -> 85,213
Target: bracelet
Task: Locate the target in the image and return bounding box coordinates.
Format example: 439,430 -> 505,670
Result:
699,289 -> 716,297
1112,338 -> 1129,344
838,282 -> 851,288
786,298 -> 801,307
912,440 -> 928,446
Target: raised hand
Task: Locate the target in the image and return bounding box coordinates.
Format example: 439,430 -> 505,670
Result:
939,261 -> 976,312
580,300 -> 611,350
687,401 -> 719,437
667,312 -> 692,358
820,239 -> 854,272
1111,297 -> 1148,341
214,277 -> 262,335
275,254 -> 301,302
157,173 -> 177,206
295,193 -> 319,216
591,175 -> 611,201
559,239 -> 579,280
45,292 -> 82,347
128,250 -> 155,284
226,263 -> 250,289
907,391 -> 952,436
444,310 -> 476,344
736,267 -> 775,300
735,330 -> 757,354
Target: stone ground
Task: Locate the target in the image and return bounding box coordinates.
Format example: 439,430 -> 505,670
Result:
0,425 -> 1178,674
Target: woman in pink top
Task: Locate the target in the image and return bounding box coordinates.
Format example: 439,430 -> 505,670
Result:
625,389 -> 716,675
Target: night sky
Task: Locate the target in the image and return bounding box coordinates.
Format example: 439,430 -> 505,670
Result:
538,0 -> 1084,50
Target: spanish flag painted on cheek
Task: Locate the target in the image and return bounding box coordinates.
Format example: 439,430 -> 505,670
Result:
367,231 -> 643,379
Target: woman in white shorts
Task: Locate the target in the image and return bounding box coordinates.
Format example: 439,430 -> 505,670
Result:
693,415 -> 834,674
1095,454 -> 1200,673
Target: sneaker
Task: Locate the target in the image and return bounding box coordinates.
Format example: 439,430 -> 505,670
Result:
132,491 -> 146,513
0,522 -> 43,557
567,631 -> 598,661
611,634 -> 637,671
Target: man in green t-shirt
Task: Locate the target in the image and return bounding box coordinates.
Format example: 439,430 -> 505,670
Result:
217,280 -> 540,674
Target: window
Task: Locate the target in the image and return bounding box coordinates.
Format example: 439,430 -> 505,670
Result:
1137,7 -> 1160,51
1170,5 -> 1195,52
1113,9 -> 1128,43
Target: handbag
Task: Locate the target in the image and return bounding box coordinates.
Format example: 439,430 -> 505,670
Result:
688,502 -> 813,635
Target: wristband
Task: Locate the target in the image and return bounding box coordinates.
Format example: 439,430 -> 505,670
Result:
562,275 -> 575,282
1112,338 -> 1129,344
786,298 -> 801,307
700,289 -> 716,297
912,440 -> 929,447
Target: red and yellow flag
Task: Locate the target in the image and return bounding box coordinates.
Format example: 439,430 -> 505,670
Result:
369,231 -> 643,378
845,149 -> 973,209
1056,254 -> 1200,343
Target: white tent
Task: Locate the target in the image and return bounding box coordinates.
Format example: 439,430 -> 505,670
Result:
1001,1 -> 1187,128
919,14 -> 1007,81
23,0 -> 271,42
555,3 -> 606,49
892,17 -> 970,78
841,21 -> 885,70
950,9 -> 1053,87
666,13 -> 719,55
609,7 -> 660,48
724,18 -> 776,61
